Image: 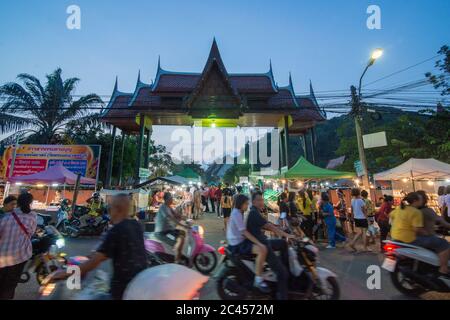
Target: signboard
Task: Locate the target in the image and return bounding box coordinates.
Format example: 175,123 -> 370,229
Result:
1,145 -> 101,181
239,176 -> 249,184
139,168 -> 151,179
363,131 -> 387,149
354,160 -> 364,177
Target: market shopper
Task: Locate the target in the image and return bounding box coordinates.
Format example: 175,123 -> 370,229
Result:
320,193 -> 346,249
348,188 -> 369,252
214,185 -> 223,217
50,193 -> 147,300
0,193 -> 37,300
376,195 -> 394,251
334,189 -> 349,237
182,187 -> 193,219
443,185 -> 450,224
221,188 -> 233,232
193,186 -> 202,219
0,196 -> 17,218
201,184 -> 210,212
361,190 -> 377,246
297,190 -> 313,238
437,186 -> 446,216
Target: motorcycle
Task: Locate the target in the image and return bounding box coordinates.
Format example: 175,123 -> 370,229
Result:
19,225 -> 67,285
144,221 -> 217,275
382,240 -> 450,297
215,237 -> 340,300
65,213 -> 110,238
55,200 -> 72,236
36,213 -> 53,228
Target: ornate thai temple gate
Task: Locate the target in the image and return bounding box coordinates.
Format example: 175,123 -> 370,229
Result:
100,40 -> 326,187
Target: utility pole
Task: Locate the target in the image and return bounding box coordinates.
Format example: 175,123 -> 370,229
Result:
351,85 -> 370,191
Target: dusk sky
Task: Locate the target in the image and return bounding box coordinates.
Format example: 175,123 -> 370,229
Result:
1,0 -> 449,160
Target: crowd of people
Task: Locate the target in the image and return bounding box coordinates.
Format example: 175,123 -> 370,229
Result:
0,183 -> 449,300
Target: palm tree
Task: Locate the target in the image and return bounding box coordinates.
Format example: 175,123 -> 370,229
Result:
0,68 -> 104,144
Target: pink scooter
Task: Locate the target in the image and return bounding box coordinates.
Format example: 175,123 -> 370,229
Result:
144,222 -> 217,275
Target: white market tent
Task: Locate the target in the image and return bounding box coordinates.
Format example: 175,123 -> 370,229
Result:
374,158 -> 450,182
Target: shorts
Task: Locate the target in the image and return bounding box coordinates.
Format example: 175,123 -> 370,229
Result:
354,218 -> 368,229
412,235 -> 449,254
222,208 -> 231,218
228,239 -> 253,255
155,229 -> 184,246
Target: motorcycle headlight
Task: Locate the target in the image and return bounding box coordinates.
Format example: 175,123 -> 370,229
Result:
198,225 -> 204,239
49,244 -> 58,257
193,225 -> 204,238
56,238 -> 65,249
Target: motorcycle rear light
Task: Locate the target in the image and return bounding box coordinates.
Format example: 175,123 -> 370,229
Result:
383,243 -> 400,253
218,246 -> 226,255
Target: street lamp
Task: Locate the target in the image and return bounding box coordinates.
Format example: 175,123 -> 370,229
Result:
353,48 -> 383,192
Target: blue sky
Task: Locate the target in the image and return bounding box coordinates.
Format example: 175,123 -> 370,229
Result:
0,0 -> 449,160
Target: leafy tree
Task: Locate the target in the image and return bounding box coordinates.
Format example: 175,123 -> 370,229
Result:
0,68 -> 103,144
426,45 -> 450,96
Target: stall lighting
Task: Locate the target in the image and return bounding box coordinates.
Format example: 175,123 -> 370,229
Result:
427,181 -> 434,186
15,182 -> 23,186
52,183 -> 59,187
354,179 -> 360,185
36,184 -> 45,188
297,182 -> 303,187
402,178 -> 408,183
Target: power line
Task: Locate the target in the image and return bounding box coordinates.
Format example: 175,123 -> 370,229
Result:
363,54 -> 442,88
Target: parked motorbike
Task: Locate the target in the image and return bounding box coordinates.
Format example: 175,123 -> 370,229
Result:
55,199 -> 72,236
144,221 -> 217,275
19,225 -> 67,285
382,240 -> 450,297
215,237 -> 340,300
36,213 -> 53,228
65,213 -> 110,238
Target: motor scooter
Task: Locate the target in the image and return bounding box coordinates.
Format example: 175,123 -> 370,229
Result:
144,221 -> 217,275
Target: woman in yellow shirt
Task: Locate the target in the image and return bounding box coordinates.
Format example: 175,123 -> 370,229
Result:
297,190 -> 313,238
390,192 -> 424,244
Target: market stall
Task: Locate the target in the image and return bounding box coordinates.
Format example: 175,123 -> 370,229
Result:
7,164 -> 96,209
262,157 -> 355,223
374,158 -> 450,210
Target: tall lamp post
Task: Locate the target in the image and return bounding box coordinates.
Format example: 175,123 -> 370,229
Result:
352,48 -> 383,191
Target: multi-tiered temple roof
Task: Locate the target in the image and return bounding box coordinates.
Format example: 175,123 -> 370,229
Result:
101,39 -> 326,133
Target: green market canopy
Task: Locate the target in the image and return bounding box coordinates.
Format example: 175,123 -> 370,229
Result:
272,157 -> 355,180
175,168 -> 201,182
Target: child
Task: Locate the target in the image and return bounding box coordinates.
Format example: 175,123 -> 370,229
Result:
227,194 -> 270,293
361,190 -> 377,246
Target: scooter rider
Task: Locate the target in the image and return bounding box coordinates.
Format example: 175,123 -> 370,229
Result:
154,192 -> 189,264
50,193 -> 147,300
246,191 -> 296,300
415,190 -> 450,281
79,192 -> 106,227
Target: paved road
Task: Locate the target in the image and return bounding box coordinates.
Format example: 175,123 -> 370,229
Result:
15,213 -> 449,300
